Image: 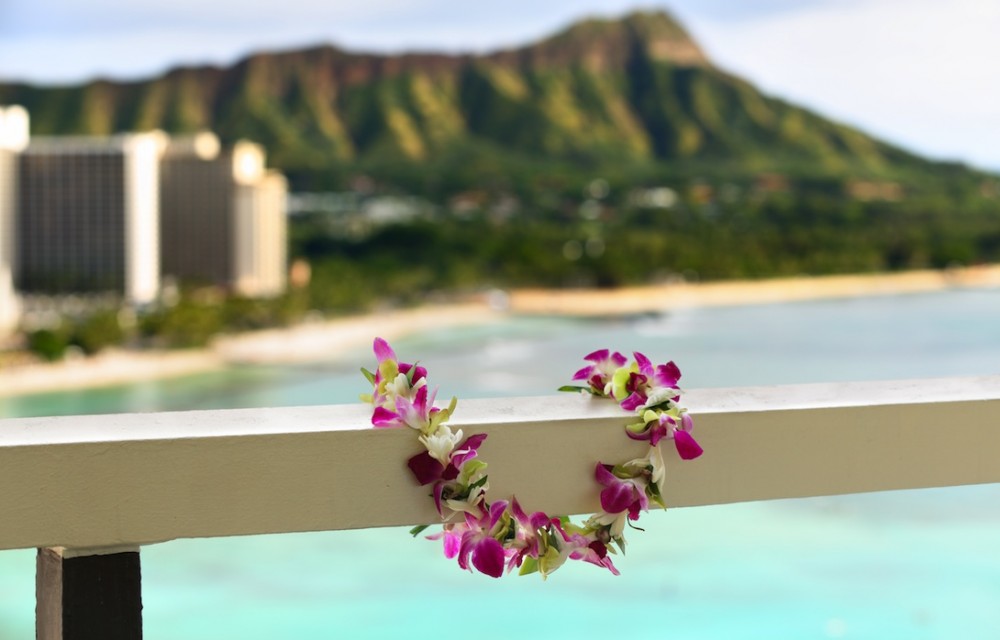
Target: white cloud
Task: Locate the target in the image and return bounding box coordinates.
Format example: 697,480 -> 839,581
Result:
695,0 -> 1000,169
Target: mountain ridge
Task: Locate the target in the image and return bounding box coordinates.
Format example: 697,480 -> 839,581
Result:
0,10 -> 975,192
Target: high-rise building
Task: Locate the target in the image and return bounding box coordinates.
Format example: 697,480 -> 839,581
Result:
5,112 -> 287,308
17,132 -> 164,304
0,106 -> 28,336
160,136 -> 287,297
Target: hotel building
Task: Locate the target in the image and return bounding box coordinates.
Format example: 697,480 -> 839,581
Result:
0,106 -> 28,336
2,106 -> 287,313
160,136 -> 287,297
18,132 -> 165,304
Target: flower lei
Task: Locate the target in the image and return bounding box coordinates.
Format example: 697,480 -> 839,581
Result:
361,338 -> 703,579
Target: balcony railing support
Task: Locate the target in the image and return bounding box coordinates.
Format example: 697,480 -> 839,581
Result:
36,546 -> 142,640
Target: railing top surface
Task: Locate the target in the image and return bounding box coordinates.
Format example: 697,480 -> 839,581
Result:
3,374 -> 998,447
0,374 -> 998,552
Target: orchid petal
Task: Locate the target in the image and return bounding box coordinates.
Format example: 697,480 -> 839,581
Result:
573,365 -> 594,381
605,561 -> 621,576
648,422 -> 668,446
511,497 -> 548,531
461,433 -> 488,451
450,433 -> 487,468
681,412 -> 694,432
589,540 -> 608,559
489,500 -> 509,528
433,482 -> 445,515
633,351 -> 653,376
510,497 -> 528,524
674,429 -> 704,460
656,361 -> 682,387
371,406 -> 399,427
624,425 -> 651,442
441,462 -> 460,481
610,366 -> 633,401
529,512 -> 551,530
442,531 -> 461,559
600,482 -> 635,514
456,535 -> 475,571
594,463 -> 618,486
584,349 -> 609,362
471,537 -> 506,578
620,392 -> 646,411
373,337 -> 396,363
407,451 -> 444,485
413,384 -> 428,415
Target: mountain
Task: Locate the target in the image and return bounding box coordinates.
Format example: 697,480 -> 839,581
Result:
0,11 -> 972,192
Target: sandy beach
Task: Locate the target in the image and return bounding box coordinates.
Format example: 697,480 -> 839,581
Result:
508,264 -> 1000,316
2,265 -> 998,397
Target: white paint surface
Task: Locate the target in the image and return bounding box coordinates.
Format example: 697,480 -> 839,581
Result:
123,132 -> 165,305
0,375 -> 998,551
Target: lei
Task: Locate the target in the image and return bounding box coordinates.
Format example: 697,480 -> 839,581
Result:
361,338 -> 703,578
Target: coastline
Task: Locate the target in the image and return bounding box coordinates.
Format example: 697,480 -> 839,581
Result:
508,264 -> 1000,316
2,265 -> 998,397
0,302 -> 501,398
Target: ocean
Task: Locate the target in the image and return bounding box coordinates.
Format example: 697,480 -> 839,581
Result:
2,288 -> 999,639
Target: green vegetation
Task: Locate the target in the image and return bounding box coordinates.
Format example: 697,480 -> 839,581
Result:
24,310 -> 124,361
7,10 -> 1000,363
295,178 -> 1000,310
137,292 -> 310,349
73,310 -> 124,354
19,173 -> 1000,363
26,327 -> 72,362
21,293 -> 310,361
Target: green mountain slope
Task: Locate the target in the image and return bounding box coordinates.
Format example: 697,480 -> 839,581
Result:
0,11 -> 975,191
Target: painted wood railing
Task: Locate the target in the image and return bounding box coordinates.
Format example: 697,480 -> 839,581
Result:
2,375 -> 999,638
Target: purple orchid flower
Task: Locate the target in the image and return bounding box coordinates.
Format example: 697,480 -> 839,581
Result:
632,352 -> 681,389
369,338 -> 428,409
407,433 -> 489,516
372,384 -> 433,429
673,413 -> 703,460
407,433 -> 487,486
434,527 -> 462,561
624,412 -> 669,447
373,336 -> 396,363
594,463 -> 649,520
571,539 -> 620,576
625,410 -> 703,460
372,338 -> 427,383
506,497 -> 551,573
550,519 -> 620,576
572,349 -> 628,396
617,371 -> 651,411
449,501 -> 510,578
615,351 -> 683,411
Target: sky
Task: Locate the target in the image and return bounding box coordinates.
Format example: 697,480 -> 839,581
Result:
1,0 -> 999,171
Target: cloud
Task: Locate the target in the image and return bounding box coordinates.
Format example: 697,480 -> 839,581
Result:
0,0 -> 422,36
695,0 -> 1000,168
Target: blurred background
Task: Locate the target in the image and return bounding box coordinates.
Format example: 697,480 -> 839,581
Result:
1,1 -> 1000,638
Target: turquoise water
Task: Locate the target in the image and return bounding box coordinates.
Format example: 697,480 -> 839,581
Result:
2,289 -> 1000,638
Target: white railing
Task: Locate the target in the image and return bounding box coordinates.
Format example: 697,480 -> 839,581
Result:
3,375 -> 1000,638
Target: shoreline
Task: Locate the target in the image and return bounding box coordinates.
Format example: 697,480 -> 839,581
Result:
2,266 -> 998,397
508,264 -> 1000,316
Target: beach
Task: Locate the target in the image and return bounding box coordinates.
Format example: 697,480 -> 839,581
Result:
508,264 -> 1000,316
2,265 -> 999,397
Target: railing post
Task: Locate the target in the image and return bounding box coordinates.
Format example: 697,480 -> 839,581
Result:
36,546 -> 143,640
